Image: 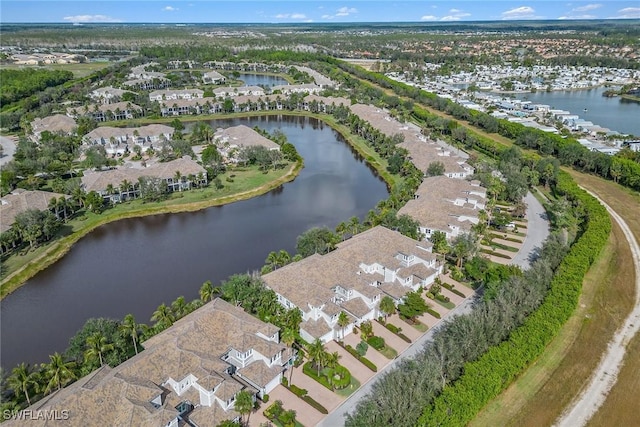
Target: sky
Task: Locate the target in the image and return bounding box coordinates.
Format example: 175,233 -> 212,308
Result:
1,1 -> 639,23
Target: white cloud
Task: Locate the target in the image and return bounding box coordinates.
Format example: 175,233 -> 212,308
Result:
62,14 -> 122,23
439,9 -> 470,21
163,6 -> 178,12
610,7 -> 640,18
501,6 -> 540,20
558,14 -> 596,19
572,3 -> 601,12
420,15 -> 437,21
323,6 -> 357,19
274,12 -> 307,19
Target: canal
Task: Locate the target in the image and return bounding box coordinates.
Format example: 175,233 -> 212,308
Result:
0,115 -> 389,369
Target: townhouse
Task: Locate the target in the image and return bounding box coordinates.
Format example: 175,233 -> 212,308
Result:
90,87 -> 135,105
212,86 -> 265,98
149,89 -> 204,102
213,125 -> 280,162
262,226 -> 441,343
81,157 -> 207,202
0,189 -> 69,233
30,114 -> 77,141
398,176 -> 487,240
203,70 -> 226,85
11,299 -> 291,427
70,102 -> 143,123
83,124 -> 173,156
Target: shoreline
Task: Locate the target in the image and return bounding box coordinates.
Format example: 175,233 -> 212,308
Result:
0,160 -> 303,299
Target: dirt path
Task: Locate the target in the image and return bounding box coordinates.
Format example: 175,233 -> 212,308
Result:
554,189 -> 640,427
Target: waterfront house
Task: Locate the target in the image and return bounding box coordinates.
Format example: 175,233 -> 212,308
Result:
203,70 -> 226,85
83,124 -> 173,156
149,89 -> 204,102
10,299 -> 291,427
0,189 -> 69,233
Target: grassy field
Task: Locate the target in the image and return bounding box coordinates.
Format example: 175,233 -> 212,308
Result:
470,169 -> 639,427
0,162 -> 300,298
0,61 -> 113,78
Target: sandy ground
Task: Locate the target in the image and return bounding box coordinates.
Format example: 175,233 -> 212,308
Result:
554,189 -> 640,427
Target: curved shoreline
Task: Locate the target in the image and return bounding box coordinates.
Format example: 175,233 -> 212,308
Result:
0,160 -> 303,299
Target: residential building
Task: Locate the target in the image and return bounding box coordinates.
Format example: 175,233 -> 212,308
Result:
213,86 -> 265,98
203,71 -> 226,85
30,114 -> 77,141
81,157 -> 207,202
70,102 -> 143,123
398,176 -> 487,240
90,87 -> 135,105
10,299 -> 291,427
0,189 -> 68,233
214,125 -> 280,162
83,124 -> 173,156
271,84 -> 321,95
262,226 -> 440,343
149,89 -> 204,102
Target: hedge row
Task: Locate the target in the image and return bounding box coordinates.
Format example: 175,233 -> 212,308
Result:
286,383 -> 329,414
344,344 -> 378,372
441,282 -> 467,298
382,321 -> 412,343
418,171 -> 611,426
479,248 -> 513,259
425,307 -> 441,319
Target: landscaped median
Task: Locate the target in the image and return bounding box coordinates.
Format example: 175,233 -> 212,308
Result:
0,161 -> 302,298
417,171 -> 611,426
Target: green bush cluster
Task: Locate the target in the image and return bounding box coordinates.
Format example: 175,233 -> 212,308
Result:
417,171 -> 611,426
366,336 -> 386,350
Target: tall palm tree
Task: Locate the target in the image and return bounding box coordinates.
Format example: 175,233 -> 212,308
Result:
8,363 -> 36,406
337,311 -> 350,341
307,339 -> 328,376
199,280 -> 215,302
234,390 -> 254,427
44,353 -> 76,393
151,303 -> 175,329
281,328 -> 296,384
84,332 -> 114,367
120,314 -> 139,355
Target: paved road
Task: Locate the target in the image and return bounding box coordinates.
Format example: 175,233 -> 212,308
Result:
318,294 -> 477,427
0,135 -> 17,167
511,191 -> 550,270
319,191 -> 550,426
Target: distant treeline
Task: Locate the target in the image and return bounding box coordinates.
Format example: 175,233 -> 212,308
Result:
0,68 -> 73,107
139,45 -> 320,64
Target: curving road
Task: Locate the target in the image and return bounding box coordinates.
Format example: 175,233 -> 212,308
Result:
0,135 -> 17,167
511,191 -> 550,270
554,189 -> 640,427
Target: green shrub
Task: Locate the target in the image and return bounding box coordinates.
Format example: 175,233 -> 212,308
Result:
289,384 -> 307,397
262,393 -> 269,403
359,356 -> 378,372
367,336 -> 385,350
426,308 -> 441,319
356,340 -> 369,356
302,395 -> 328,414
330,365 -> 351,390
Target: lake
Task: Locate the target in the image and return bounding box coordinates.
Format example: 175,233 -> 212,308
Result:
0,115 -> 389,369
236,73 -> 289,87
514,86 -> 640,136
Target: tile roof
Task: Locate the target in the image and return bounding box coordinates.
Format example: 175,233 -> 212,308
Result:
0,189 -> 68,233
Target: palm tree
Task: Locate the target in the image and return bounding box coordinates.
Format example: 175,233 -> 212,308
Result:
234,390 -> 254,427
151,303 -> 175,329
84,332 -> 114,367
120,314 -> 139,355
379,296 -> 396,321
276,250 -> 291,267
43,353 -> 76,393
337,311 -> 350,341
307,339 -> 328,376
199,280 -> 215,302
326,351 -> 341,369
171,296 -> 188,319
281,327 -> 296,383
360,321 -> 373,340
8,363 -> 36,406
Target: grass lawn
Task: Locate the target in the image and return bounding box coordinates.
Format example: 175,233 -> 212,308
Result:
0,163 -> 300,297
1,62 -> 113,78
376,344 -> 398,360
432,298 -> 456,310
470,169 -> 638,427
403,317 -> 429,332
335,376 -> 361,398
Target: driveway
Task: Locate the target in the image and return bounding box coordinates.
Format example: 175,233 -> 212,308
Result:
318,294 -> 477,427
511,191 -> 550,269
250,384 -> 325,427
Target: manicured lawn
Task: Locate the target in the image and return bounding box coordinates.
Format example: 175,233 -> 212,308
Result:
335,376 -> 361,397
432,298 -> 456,310
1,163 -> 300,297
